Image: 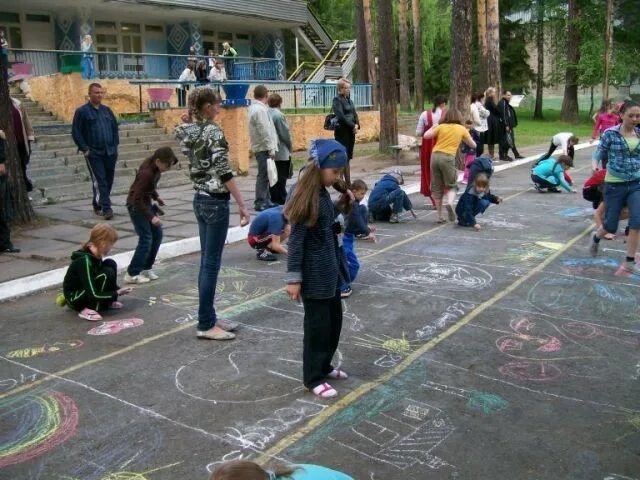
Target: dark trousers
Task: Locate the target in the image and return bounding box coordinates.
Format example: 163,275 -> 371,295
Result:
86,152 -> 117,213
335,127 -> 355,185
476,132 -> 485,157
224,58 -> 235,79
70,259 -> 118,312
127,206 -> 163,276
370,189 -> 413,220
499,128 -> 521,159
269,159 -> 291,205
17,142 -> 33,192
177,87 -> 188,107
539,142 -> 575,162
0,176 -> 12,249
303,292 -> 343,389
254,151 -> 272,208
531,174 -> 559,189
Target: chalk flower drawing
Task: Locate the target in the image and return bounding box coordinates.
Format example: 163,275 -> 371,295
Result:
466,391 -> 509,415
353,333 -> 420,356
374,262 -> 492,290
87,318 -> 144,336
0,390 -> 79,468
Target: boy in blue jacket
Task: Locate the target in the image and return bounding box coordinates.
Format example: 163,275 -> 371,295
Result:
456,173 -> 502,230
368,169 -> 417,223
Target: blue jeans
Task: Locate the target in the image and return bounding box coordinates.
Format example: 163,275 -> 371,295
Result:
342,233 -> 359,285
85,152 -> 117,213
127,206 -> 163,276
370,189 -> 413,220
603,180 -> 640,233
193,193 -> 230,331
81,56 -> 95,79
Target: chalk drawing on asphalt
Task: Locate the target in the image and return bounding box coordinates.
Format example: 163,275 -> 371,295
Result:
374,262 -> 492,290
87,318 -> 144,336
422,380 -> 509,416
6,340 -> 83,359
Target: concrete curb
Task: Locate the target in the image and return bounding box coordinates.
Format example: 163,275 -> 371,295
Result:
0,142 -> 596,302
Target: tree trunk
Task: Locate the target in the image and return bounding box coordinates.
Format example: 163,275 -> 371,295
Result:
0,54 -> 34,225
589,86 -> 595,118
477,0 -> 488,91
560,0 -> 580,123
412,0 -> 424,112
363,0 -> 378,108
377,0 -> 398,152
449,0 -> 473,119
355,0 -> 370,83
486,0 -> 502,94
602,0 -> 614,101
398,0 -> 411,111
533,0 -> 544,119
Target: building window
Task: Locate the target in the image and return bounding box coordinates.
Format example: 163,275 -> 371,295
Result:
121,23 -> 141,33
236,33 -> 249,40
97,34 -> 117,45
145,25 -> 163,33
218,32 -> 233,41
0,12 -> 19,23
95,21 -> 117,31
202,29 -> 214,37
25,14 -> 50,23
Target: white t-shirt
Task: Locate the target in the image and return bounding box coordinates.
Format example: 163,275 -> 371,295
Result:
178,68 -> 196,82
552,132 -> 574,153
415,107 -> 444,136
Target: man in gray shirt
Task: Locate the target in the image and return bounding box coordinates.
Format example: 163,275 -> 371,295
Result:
248,85 -> 278,211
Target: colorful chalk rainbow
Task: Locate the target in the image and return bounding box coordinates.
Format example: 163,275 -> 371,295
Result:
0,390 -> 79,468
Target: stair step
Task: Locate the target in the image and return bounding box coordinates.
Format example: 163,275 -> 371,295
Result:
33,134 -> 169,151
34,172 -> 90,188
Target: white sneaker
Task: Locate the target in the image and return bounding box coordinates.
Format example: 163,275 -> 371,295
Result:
142,270 -> 159,281
124,273 -> 150,284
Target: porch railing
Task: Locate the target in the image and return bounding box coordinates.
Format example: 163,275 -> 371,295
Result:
7,48 -> 280,81
128,80 -> 374,113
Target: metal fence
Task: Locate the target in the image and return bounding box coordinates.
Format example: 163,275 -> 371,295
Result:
129,80 -> 374,113
8,48 -> 279,81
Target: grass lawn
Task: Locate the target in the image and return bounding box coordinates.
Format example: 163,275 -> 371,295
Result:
514,108 -> 594,148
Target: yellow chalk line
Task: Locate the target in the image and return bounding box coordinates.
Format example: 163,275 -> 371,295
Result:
255,223 -> 594,464
0,185 -> 545,401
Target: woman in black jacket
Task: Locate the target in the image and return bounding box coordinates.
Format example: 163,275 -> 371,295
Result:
332,78 -> 360,185
484,87 -> 501,160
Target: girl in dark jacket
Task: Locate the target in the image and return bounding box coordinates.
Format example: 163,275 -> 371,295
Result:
285,139 -> 349,399
332,78 -> 360,185
60,224 -> 132,321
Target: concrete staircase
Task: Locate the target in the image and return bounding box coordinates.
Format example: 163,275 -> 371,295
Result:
14,92 -> 191,204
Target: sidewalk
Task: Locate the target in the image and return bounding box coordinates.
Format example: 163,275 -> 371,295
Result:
0,141 -> 564,290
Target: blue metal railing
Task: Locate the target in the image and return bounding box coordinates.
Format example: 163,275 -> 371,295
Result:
128,80 -> 374,113
7,48 -> 280,81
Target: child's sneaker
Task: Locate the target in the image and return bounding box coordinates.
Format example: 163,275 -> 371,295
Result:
389,213 -> 400,223
310,382 -> 338,398
341,287 -> 353,298
124,273 -> 151,284
110,301 -> 124,309
622,261 -> 640,276
256,249 -> 277,262
548,187 -> 561,193
589,234 -> 600,257
142,269 -> 159,281
78,308 -> 102,321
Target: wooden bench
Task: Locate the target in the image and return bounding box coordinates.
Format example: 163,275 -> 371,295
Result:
389,143 -> 419,164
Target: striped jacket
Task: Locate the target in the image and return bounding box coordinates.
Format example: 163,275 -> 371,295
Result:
286,188 -> 340,299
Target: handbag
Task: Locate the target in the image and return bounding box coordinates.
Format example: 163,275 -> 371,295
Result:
324,113 -> 338,131
267,157 -> 278,187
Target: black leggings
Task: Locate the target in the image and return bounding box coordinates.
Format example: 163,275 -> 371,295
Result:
269,159 -> 291,205
334,127 -> 355,185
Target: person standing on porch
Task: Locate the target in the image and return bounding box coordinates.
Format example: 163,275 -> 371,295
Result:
268,93 -> 293,205
72,83 -> 119,220
416,95 -> 447,208
222,42 -> 238,80
248,85 -> 278,211
80,35 -> 95,80
332,78 -> 360,186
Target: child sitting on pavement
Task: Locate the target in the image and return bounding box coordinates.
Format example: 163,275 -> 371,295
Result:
531,155 -> 576,193
455,173 -> 502,230
211,460 -> 354,480
247,205 -> 290,262
368,169 -> 417,223
58,223 -> 133,321
345,179 -> 376,241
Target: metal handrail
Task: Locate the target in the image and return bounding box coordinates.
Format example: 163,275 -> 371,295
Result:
8,47 -> 275,62
306,40 -> 339,83
287,61 -> 318,81
340,41 -> 357,63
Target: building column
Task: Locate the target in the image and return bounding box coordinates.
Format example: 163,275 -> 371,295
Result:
251,32 -> 286,81
54,13 -> 79,50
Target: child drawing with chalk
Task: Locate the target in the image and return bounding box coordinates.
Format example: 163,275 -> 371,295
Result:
455,173 -> 502,230
124,146 -> 178,284
247,205 -> 290,262
58,223 -> 133,321
285,139 -> 350,399
531,155 -> 576,193
211,460 -> 354,480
